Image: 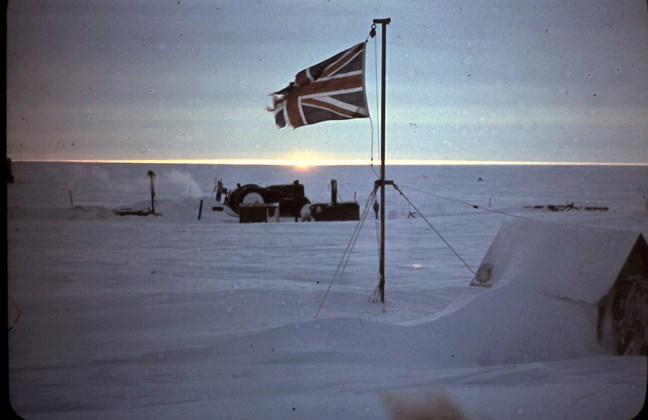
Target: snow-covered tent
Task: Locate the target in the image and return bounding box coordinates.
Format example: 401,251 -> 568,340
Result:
471,220 -> 647,355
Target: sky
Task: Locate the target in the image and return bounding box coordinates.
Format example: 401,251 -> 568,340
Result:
6,0 -> 648,165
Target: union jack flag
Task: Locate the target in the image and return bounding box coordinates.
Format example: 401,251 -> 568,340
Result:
269,42 -> 369,129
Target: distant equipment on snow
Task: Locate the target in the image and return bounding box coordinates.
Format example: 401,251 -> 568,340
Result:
309,179 -> 360,222
224,180 -> 310,220
221,179 -> 359,223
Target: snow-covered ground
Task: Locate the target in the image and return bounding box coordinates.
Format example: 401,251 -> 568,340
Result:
7,162 -> 648,419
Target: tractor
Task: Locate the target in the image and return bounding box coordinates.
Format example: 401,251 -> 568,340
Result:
221,180 -> 311,219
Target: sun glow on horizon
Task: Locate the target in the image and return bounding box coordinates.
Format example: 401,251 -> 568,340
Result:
282,151 -> 327,170
14,158 -> 648,167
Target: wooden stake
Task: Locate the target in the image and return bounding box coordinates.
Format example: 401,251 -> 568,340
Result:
147,170 -> 156,214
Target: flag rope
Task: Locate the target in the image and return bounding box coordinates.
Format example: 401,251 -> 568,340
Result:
367,26 -> 380,180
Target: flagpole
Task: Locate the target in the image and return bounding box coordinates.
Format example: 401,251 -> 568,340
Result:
374,17 -> 390,303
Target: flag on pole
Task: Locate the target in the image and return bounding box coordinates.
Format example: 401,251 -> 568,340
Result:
268,42 -> 369,129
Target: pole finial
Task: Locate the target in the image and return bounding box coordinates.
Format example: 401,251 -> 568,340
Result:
373,18 -> 391,25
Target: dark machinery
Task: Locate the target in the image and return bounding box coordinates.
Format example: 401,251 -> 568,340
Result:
222,180 -> 311,218
309,179 -> 360,221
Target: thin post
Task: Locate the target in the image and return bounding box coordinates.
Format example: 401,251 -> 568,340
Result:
147,170 -> 156,214
374,17 -> 390,303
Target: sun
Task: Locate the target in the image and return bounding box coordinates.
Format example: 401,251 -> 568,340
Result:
285,151 -> 323,169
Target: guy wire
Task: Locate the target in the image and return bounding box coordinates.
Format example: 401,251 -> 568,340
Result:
315,186 -> 379,319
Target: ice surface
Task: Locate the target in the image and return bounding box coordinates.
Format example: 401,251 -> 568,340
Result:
7,162 -> 647,419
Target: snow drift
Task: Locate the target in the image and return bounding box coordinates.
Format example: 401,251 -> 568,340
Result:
7,162 -> 647,419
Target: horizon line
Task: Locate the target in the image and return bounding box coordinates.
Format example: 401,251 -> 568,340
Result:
10,158 -> 648,167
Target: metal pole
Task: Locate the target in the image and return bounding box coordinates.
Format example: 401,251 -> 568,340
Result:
374,18 -> 390,303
